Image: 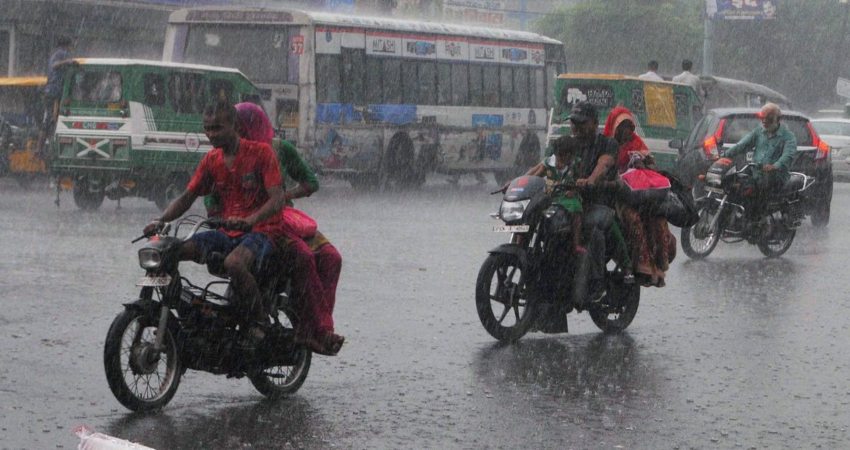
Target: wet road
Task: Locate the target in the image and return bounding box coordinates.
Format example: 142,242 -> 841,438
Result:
2,177 -> 850,449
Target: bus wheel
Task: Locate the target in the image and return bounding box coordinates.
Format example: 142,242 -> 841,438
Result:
155,173 -> 189,211
73,177 -> 105,211
383,133 -> 416,189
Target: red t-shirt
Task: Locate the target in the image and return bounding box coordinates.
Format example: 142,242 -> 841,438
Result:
188,138 -> 284,237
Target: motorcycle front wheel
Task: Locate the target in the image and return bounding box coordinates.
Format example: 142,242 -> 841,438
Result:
103,308 -> 182,412
681,207 -> 721,259
588,275 -> 640,333
475,252 -> 536,342
248,306 -> 312,398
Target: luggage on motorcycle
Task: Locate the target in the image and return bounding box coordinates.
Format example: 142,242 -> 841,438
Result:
281,207 -> 318,239
656,170 -> 699,228
618,168 -> 671,207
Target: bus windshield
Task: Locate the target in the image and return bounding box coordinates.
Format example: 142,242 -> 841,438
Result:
184,25 -> 292,84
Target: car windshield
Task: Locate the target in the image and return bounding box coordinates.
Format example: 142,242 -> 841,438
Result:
721,115 -> 813,147
812,121 -> 850,137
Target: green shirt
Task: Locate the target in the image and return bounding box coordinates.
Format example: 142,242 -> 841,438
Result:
724,124 -> 797,181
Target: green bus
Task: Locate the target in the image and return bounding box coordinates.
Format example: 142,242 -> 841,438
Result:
549,73 -> 704,172
50,58 -> 260,210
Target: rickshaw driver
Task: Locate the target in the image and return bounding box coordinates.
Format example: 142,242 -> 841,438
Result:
144,101 -> 286,349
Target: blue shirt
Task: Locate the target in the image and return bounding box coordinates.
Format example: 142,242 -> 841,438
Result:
44,48 -> 71,98
724,124 -> 797,181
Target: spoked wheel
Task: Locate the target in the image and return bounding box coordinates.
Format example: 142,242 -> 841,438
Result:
757,218 -> 796,258
248,306 -> 312,398
681,207 -> 721,259
103,308 -> 182,411
475,253 -> 535,342
588,275 -> 640,333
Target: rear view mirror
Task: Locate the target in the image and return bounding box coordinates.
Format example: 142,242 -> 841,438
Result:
668,138 -> 683,150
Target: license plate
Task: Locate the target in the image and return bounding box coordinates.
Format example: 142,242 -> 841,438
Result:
136,275 -> 172,287
706,186 -> 724,194
493,225 -> 530,233
746,151 -> 754,162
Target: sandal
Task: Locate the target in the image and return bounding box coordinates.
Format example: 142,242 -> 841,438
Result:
295,331 -> 345,356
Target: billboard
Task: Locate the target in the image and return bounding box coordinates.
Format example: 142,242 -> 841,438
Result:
706,0 -> 777,20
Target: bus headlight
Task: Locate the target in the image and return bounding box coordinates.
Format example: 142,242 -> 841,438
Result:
138,248 -> 162,270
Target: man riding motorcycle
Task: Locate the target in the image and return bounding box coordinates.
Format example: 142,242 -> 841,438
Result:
143,100 -> 286,350
721,102 -> 797,218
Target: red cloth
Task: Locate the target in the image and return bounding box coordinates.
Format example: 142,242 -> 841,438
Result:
603,106 -> 649,173
314,243 -> 342,333
187,138 -> 283,237
235,102 -> 274,146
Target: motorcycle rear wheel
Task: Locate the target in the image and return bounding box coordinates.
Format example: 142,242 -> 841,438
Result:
681,207 -> 720,259
103,309 -> 182,412
757,227 -> 796,258
588,275 -> 640,333
248,306 -> 312,398
475,252 -> 536,342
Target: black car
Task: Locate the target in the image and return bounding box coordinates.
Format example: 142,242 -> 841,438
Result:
671,108 -> 833,227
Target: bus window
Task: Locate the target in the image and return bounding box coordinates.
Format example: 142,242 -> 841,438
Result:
341,48 -> 365,105
531,67 -> 545,109
499,66 -> 513,108
419,61 -> 437,106
482,65 -> 500,107
383,59 -> 402,104
437,62 -> 451,106
469,64 -> 483,106
184,25 -> 290,85
209,79 -> 234,103
168,72 -> 206,114
365,57 -> 382,104
451,63 -> 468,106
143,73 -> 166,106
402,62 -> 417,104
316,54 -> 341,103
513,66 -> 529,108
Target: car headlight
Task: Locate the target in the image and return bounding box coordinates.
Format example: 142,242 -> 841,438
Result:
500,199 -> 530,222
138,248 -> 162,270
705,172 -> 722,186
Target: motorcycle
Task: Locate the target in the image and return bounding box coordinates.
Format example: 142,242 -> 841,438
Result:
681,158 -> 814,259
103,216 -> 311,412
475,176 -> 640,342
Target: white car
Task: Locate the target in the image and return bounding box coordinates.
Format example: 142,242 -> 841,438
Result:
811,118 -> 850,182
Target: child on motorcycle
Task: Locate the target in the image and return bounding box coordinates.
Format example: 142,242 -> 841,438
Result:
527,135 -> 635,283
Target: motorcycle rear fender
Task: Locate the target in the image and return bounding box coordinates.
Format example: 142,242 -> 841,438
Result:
488,243 -> 529,268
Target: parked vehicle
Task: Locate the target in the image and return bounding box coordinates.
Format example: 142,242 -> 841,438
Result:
549,73 -> 703,172
475,176 -> 639,342
811,117 -> 850,182
0,76 -> 47,186
164,6 -> 566,189
104,217 -> 311,412
681,159 -> 814,259
50,58 -> 260,210
698,75 -> 791,111
672,108 -> 833,227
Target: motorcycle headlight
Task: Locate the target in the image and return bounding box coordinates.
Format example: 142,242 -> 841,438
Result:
500,200 -> 530,222
705,171 -> 722,186
138,248 -> 162,270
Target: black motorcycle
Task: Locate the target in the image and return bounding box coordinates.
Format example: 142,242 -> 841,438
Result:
104,217 -> 311,412
681,159 -> 814,259
475,176 -> 640,342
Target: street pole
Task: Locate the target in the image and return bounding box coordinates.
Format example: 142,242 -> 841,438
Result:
702,17 -> 714,76
834,0 -> 850,104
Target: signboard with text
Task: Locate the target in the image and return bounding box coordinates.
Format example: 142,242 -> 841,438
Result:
706,0 -> 777,20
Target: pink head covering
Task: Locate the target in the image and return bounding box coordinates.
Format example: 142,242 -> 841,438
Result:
235,102 -> 274,146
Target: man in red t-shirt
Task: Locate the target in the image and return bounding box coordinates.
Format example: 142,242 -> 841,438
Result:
143,101 -> 285,348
